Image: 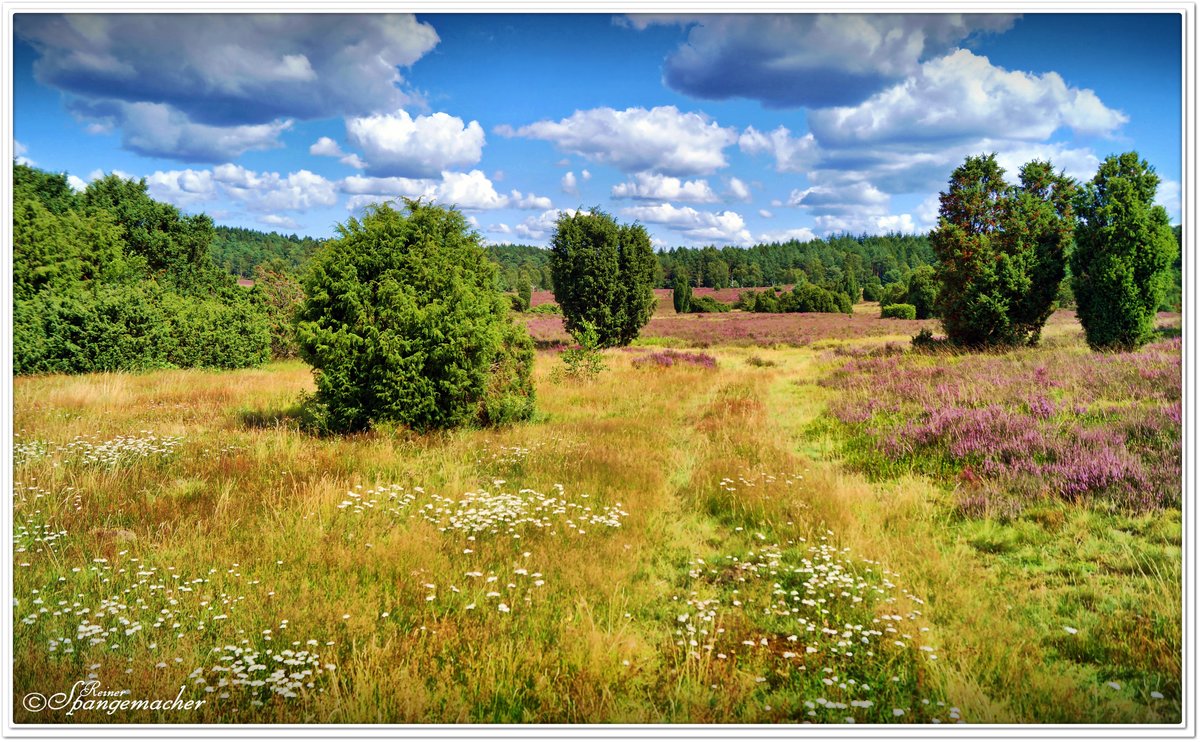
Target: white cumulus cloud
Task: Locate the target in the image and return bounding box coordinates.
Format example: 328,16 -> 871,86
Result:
515,208 -> 583,241
809,49 -> 1127,147
499,105 -> 737,176
309,136 -> 343,157
144,168 -> 218,206
14,139 -> 34,166
622,203 -> 752,244
259,214 -> 300,230
725,176 -> 752,202
17,14 -> 440,163
69,100 -> 292,162
611,172 -> 719,203
757,227 -> 817,243
739,126 -> 819,173
339,170 -> 527,212
212,164 -> 337,212
346,109 -> 486,178
510,190 -> 553,210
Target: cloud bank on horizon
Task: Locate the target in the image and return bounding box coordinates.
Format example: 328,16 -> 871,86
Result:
12,12 -> 1184,245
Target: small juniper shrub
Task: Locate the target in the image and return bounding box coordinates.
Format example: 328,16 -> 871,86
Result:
910,327 -> 951,352
881,303 -> 917,320
690,295 -> 732,313
557,320 -> 607,380
745,355 -> 777,368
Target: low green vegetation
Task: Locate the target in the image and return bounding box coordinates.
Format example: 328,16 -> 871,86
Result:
1072,153 -> 1178,351
294,200 -> 534,433
735,282 -> 852,314
930,155 -> 1075,348
880,303 -> 916,320
13,163 -> 269,374
549,209 -> 657,347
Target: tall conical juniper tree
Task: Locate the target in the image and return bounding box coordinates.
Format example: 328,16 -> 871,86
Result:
1071,152 -> 1176,351
931,154 -> 1075,347
549,209 -> 656,347
673,272 -> 693,313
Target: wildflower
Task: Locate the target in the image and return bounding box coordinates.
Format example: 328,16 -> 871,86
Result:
1064,626 -> 1078,635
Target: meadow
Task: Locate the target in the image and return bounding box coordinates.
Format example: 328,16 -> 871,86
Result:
10,302 -> 1182,725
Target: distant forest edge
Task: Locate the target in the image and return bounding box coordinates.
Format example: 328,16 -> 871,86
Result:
211,226 -> 322,278
16,163 -> 1185,316
216,217 -> 1183,314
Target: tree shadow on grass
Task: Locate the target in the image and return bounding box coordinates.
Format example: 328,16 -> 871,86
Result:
1156,324 -> 1182,340
238,401 -> 305,431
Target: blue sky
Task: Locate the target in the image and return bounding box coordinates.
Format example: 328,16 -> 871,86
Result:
11,12 -> 1184,246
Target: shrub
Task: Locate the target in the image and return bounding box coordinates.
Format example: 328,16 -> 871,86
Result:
880,281 -> 908,307
881,303 -> 917,320
527,302 -> 562,315
735,283 -> 848,314
910,327 -> 951,351
691,295 -> 731,313
931,154 -> 1075,347
549,209 -> 656,347
480,319 -> 536,426
250,266 -> 304,359
559,320 -> 606,379
13,164 -> 270,374
673,273 -> 693,313
295,200 -> 534,433
516,273 -> 532,312
783,282 -> 849,314
904,265 -> 938,320
1072,152 -> 1177,351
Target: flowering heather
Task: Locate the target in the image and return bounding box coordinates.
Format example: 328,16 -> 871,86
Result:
632,349 -> 718,369
528,290 -> 557,307
823,333 -> 1181,511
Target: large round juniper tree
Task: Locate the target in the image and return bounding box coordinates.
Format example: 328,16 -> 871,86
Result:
1071,152 -> 1176,351
931,154 -> 1075,347
549,209 -> 657,347
295,200 -> 535,433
